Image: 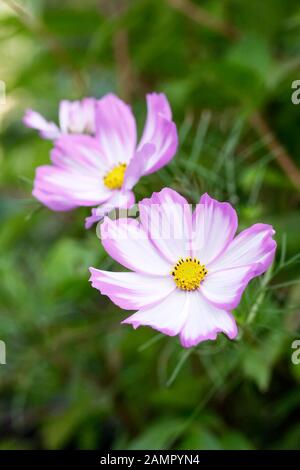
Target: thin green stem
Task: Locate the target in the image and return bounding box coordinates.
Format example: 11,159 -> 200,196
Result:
166,348 -> 193,387
138,333 -> 164,352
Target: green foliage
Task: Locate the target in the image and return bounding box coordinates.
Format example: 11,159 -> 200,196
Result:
0,0 -> 300,451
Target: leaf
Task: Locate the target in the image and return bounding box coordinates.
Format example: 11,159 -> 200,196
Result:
226,34 -> 273,85
42,237 -> 104,288
221,431 -> 254,450
179,427 -> 222,450
126,419 -> 184,450
242,330 -> 284,391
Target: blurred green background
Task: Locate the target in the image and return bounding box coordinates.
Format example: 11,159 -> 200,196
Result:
1,0 -> 300,450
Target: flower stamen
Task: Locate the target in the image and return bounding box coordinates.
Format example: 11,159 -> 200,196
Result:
103,163 -> 127,190
171,257 -> 207,291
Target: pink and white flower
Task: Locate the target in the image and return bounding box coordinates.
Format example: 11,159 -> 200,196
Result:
23,98 -> 97,139
31,93 -> 178,226
89,188 -> 276,347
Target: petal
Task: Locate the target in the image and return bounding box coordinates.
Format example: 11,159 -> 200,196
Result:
95,93 -> 137,165
139,188 -> 193,264
123,143 -> 156,190
59,100 -> 71,134
100,217 -> 171,275
89,268 -> 174,310
40,135 -> 113,209
122,289 -> 190,336
85,208 -> 103,229
139,93 -> 172,145
107,189 -> 135,209
209,223 -> 276,275
32,188 -> 77,211
85,190 -> 135,229
52,135 -> 109,174
200,265 -> 255,310
138,93 -> 178,174
59,100 -> 84,134
59,99 -> 96,134
81,97 -> 97,134
23,109 -> 60,140
33,165 -> 111,207
192,193 -> 238,265
179,291 -> 238,348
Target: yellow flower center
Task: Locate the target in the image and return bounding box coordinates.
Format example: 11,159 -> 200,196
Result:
171,257 -> 208,291
103,163 -> 127,190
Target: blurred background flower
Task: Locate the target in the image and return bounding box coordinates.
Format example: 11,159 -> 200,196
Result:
0,0 -> 300,450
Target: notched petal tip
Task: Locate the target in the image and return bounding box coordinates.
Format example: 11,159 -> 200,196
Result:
179,321 -> 238,348
88,266 -> 96,279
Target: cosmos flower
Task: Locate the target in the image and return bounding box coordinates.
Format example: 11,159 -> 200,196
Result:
31,93 -> 178,226
89,188 -> 276,347
23,98 -> 97,139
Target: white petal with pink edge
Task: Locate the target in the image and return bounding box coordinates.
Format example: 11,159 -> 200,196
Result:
85,190 -> 135,229
209,223 -> 276,275
34,165 -> 111,206
89,268 -> 175,310
200,265 -> 255,310
139,188 -> 193,264
100,217 -> 171,276
52,135 -> 109,174
179,291 -> 238,348
137,94 -> 177,175
123,143 -> 155,191
59,98 -> 96,134
192,193 -> 238,265
138,117 -> 178,175
139,94 -> 172,148
32,188 -> 78,211
95,94 -> 137,166
23,109 -> 60,140
122,289 -> 190,336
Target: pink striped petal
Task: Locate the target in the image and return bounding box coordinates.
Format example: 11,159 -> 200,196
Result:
123,143 -> 155,190
52,135 -> 109,174
122,289 -> 190,336
192,193 -> 238,265
32,188 -> 77,211
95,94 -> 137,165
100,217 -> 171,275
200,265 -> 255,310
33,165 -> 111,207
85,190 -> 135,229
179,291 -> 238,348
89,268 -> 174,310
138,93 -> 177,175
59,98 -> 96,134
139,188 -> 192,264
209,223 -> 276,275
23,109 -> 60,140
139,93 -> 172,146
